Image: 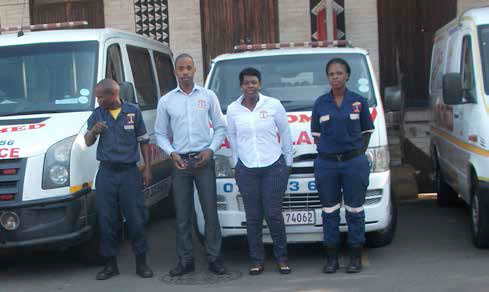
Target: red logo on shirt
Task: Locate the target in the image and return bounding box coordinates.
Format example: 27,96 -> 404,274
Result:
259,110 -> 268,118
352,102 -> 362,113
197,99 -> 207,109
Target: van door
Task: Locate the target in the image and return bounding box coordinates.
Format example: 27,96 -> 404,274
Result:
457,32 -> 479,199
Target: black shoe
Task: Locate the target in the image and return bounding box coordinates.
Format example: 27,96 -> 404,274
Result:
136,254 -> 154,278
169,261 -> 195,277
248,264 -> 264,276
96,257 -> 120,280
208,260 -> 226,275
323,246 -> 339,274
346,246 -> 362,273
277,262 -> 292,275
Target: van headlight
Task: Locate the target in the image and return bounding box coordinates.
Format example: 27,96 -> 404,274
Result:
214,154 -> 234,178
366,146 -> 390,173
42,136 -> 76,189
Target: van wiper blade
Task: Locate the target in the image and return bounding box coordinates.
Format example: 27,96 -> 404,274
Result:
0,110 -> 67,117
286,106 -> 313,112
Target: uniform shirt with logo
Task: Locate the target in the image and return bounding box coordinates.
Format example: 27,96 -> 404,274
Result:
87,102 -> 149,163
311,89 -> 374,154
227,94 -> 293,168
155,85 -> 227,155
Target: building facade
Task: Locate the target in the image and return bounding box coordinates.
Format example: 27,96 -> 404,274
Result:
0,0 -> 487,87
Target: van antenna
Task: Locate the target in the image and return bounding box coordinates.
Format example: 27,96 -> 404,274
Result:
17,0 -> 27,37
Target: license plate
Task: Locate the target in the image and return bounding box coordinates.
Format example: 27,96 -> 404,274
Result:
283,210 -> 315,225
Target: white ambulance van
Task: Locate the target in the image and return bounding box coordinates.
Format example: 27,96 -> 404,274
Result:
429,6 -> 489,248
0,26 -> 175,260
195,41 -> 396,247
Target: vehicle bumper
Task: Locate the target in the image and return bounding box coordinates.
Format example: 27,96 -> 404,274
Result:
0,188 -> 95,249
195,171 -> 391,243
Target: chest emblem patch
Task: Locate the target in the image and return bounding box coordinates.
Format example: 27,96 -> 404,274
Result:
124,113 -> 135,130
259,110 -> 268,118
197,99 -> 207,109
352,102 -> 362,113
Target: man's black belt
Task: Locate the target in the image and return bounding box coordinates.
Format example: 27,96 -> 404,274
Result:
318,149 -> 364,162
100,161 -> 137,171
179,152 -> 200,159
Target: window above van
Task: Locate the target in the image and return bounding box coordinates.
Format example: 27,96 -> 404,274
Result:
207,53 -> 377,113
0,41 -> 98,116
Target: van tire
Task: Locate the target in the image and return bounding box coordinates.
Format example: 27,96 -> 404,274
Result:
433,151 -> 458,206
365,189 -> 397,248
471,177 -> 489,248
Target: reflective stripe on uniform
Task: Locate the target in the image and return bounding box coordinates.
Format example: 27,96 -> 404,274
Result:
137,133 -> 150,142
344,205 -> 364,213
312,132 -> 321,137
322,203 -> 341,213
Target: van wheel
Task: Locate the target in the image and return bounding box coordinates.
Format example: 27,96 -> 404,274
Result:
433,152 -> 458,206
471,177 -> 489,248
366,189 -> 398,248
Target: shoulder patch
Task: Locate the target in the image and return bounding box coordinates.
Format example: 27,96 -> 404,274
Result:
352,101 -> 362,113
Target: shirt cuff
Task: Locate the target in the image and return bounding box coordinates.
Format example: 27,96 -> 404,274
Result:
285,154 -> 293,166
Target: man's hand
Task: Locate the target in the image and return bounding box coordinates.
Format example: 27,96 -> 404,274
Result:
143,165 -> 152,187
171,152 -> 188,170
195,149 -> 213,168
92,121 -> 107,135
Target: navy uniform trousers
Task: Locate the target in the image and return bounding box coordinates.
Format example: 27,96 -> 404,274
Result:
314,154 -> 370,247
95,163 -> 148,257
235,156 -> 289,264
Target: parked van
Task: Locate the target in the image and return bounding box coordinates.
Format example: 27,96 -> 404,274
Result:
195,41 -> 396,247
0,27 -> 175,260
429,6 -> 489,248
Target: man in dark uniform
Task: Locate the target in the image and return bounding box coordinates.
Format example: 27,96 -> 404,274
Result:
311,58 -> 374,273
85,78 -> 153,280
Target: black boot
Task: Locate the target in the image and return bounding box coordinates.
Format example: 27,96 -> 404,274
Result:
323,246 -> 339,274
96,257 -> 120,280
346,246 -> 362,273
136,254 -> 154,278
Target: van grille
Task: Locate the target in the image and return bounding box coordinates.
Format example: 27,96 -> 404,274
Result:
0,159 -> 26,203
237,189 -> 383,211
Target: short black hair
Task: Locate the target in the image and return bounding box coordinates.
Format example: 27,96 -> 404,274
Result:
326,58 -> 351,76
95,78 -> 119,96
175,53 -> 194,66
239,67 -> 261,85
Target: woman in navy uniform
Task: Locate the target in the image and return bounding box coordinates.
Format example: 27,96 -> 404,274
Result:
311,58 -> 374,274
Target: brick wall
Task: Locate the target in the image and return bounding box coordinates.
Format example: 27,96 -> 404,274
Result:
278,0 -> 311,43
345,0 -> 380,78
104,0 -> 135,32
168,0 -> 204,85
458,0 -> 489,13
0,0 -> 30,33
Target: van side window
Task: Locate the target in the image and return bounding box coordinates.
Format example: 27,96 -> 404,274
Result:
127,45 -> 158,109
461,36 -> 476,102
106,44 -> 125,83
154,52 -> 177,97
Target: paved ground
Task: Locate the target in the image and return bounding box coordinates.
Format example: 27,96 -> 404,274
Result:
2,198 -> 489,292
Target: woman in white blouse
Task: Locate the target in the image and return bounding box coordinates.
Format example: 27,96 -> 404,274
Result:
227,67 -> 293,275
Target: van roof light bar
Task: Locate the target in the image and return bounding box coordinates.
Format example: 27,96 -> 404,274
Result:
233,40 -> 352,52
0,21 -> 88,34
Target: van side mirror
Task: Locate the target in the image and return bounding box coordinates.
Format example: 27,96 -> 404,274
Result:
119,82 -> 136,104
442,73 -> 463,105
384,86 -> 402,111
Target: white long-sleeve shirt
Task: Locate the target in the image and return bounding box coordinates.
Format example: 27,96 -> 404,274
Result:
226,94 -> 293,168
154,85 -> 226,155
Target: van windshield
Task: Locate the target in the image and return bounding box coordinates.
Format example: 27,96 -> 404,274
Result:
0,41 -> 98,116
479,25 -> 489,95
208,53 -> 377,113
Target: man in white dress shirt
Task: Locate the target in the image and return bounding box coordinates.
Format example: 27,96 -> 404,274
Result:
155,53 -> 227,276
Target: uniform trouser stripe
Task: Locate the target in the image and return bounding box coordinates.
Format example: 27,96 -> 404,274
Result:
344,205 -> 364,213
322,203 -> 341,213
